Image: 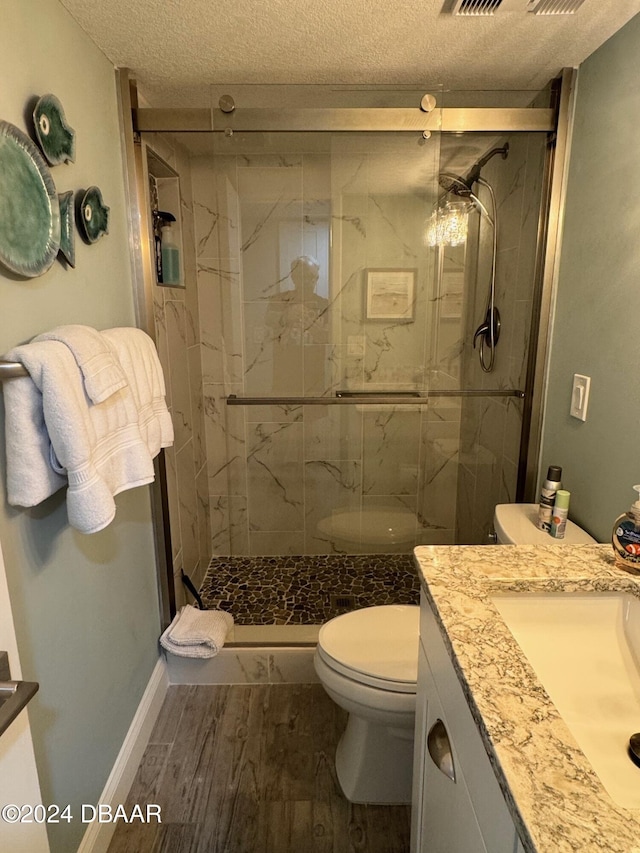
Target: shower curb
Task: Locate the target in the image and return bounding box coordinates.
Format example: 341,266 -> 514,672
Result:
165,646 -> 319,685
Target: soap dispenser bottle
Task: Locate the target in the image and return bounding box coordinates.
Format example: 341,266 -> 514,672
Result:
161,220 -> 181,286
612,486 -> 640,573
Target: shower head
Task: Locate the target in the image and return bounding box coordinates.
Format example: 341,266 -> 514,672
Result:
439,143 -> 510,198
438,172 -> 473,197
465,143 -> 509,187
437,174 -> 492,223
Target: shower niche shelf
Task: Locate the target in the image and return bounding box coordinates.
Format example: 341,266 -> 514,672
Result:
147,148 -> 185,289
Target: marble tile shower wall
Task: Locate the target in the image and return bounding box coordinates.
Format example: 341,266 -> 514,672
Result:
456,132 -> 547,544
143,133 -> 211,606
192,139 -> 462,556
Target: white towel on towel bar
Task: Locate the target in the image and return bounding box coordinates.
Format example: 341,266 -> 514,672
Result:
2,358 -> 68,507
101,327 -> 174,456
34,324 -> 128,404
4,340 -> 156,532
3,326 -> 172,531
160,605 -> 234,658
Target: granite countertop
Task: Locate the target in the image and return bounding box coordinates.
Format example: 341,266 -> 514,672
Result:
413,543 -> 640,853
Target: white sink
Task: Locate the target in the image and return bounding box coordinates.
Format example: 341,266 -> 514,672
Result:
491,591 -> 640,809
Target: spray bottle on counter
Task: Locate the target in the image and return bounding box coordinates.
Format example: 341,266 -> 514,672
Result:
550,490 -> 570,539
537,465 -> 562,532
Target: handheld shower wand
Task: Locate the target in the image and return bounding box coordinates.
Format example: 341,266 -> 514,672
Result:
473,176 -> 500,373
438,144 -> 509,372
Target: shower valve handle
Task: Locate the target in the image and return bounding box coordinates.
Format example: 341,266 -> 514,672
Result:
473,322 -> 489,349
473,307 -> 501,350
473,307 -> 501,373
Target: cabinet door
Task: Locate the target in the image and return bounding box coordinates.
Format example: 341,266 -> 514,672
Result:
417,645 -> 488,853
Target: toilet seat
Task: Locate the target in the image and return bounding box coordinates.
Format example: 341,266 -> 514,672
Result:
317,605 -> 419,694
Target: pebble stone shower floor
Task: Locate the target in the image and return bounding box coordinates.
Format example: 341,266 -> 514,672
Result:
199,555 -> 421,625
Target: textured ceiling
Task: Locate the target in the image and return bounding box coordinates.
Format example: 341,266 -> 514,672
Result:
59,0 -> 640,107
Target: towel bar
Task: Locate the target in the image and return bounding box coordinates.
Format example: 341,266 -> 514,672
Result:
0,680 -> 39,737
0,654 -> 39,738
0,360 -> 28,380
226,389 -> 526,405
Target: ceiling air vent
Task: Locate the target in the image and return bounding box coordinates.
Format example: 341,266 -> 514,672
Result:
448,0 -> 586,13
527,0 -> 587,13
450,0 -> 504,14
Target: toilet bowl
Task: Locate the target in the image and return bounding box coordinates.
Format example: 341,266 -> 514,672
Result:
494,503 -> 596,544
314,604 -> 419,804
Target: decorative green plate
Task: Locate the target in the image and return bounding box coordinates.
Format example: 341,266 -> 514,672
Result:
58,190 -> 75,267
78,186 -> 109,243
0,120 -> 60,278
33,94 -> 76,166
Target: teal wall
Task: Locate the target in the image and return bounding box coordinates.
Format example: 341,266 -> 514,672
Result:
0,2 -> 161,851
541,13 -> 640,543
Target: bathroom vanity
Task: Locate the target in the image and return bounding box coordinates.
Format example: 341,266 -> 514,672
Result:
412,544 -> 640,853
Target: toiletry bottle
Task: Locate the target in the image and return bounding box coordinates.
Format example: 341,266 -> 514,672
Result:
550,490 -> 570,539
612,486 -> 640,573
161,221 -> 181,286
152,211 -> 164,283
537,465 -> 562,532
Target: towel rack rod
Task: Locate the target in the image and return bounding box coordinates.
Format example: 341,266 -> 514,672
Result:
0,361 -> 28,380
226,389 -> 525,405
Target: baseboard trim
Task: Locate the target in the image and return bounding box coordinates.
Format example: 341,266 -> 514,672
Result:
77,657 -> 169,853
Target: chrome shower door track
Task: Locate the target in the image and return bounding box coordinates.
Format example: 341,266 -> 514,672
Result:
133,107 -> 555,134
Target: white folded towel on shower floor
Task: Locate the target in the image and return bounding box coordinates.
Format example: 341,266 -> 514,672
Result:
159,605 -> 234,659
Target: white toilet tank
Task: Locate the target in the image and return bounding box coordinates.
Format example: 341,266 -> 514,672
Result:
493,503 -> 596,545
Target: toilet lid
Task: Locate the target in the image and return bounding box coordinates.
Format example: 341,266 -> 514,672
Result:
317,605 -> 419,690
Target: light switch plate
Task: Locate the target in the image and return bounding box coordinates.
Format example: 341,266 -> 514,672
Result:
570,373 -> 591,421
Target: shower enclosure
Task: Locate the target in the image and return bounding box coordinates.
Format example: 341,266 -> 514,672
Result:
120,77 -> 570,622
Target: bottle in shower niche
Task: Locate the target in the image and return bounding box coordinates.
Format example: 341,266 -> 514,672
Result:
550,490 -> 570,539
537,465 -> 562,532
161,221 -> 181,286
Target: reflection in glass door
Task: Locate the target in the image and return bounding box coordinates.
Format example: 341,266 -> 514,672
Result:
186,128 -> 455,555
156,119 -> 547,556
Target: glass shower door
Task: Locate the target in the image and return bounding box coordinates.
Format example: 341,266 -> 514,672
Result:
189,126 -> 450,555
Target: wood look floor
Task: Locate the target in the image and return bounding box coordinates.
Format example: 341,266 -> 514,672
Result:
108,684 -> 410,853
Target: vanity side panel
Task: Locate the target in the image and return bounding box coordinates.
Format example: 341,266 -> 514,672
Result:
419,589 -> 519,853
411,639 -> 431,851
414,639 -> 489,853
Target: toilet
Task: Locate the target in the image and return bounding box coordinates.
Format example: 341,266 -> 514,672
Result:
493,503 -> 596,544
315,504 -> 595,806
314,604 -> 420,804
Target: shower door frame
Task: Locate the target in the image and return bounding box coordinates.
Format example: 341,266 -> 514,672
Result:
117,69 -> 574,623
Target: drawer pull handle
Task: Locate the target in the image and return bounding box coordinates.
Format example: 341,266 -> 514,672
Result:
427,718 -> 456,782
